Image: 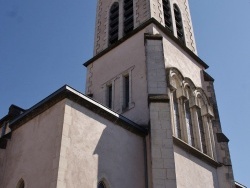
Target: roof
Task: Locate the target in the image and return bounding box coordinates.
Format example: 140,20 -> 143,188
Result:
235,181 -> 247,188
0,105 -> 26,127
84,18 -> 209,69
8,85 -> 148,136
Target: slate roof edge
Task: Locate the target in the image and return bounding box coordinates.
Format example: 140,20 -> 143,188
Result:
9,85 -> 148,136
83,18 -> 209,69
235,181 -> 247,188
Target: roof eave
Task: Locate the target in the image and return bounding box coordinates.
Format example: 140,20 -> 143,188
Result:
9,85 -> 148,136
83,18 -> 209,69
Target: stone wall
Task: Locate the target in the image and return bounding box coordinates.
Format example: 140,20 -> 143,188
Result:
150,102 -> 177,188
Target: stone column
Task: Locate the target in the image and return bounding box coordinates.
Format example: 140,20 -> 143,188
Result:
145,34 -> 177,188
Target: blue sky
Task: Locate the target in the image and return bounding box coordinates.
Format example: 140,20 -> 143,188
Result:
0,0 -> 249,186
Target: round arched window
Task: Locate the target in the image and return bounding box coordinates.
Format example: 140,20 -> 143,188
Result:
109,2 -> 119,45
173,4 -> 185,43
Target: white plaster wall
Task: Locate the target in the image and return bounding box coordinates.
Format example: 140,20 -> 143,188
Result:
1,101 -> 65,188
152,25 -> 204,87
57,99 -> 145,188
174,145 -> 219,188
89,23 -> 204,124
87,28 -> 151,125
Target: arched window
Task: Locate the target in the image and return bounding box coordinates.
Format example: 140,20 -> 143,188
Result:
173,4 -> 185,43
123,0 -> 134,35
98,181 -> 106,188
197,97 -> 207,154
169,68 -> 215,158
173,90 -> 181,138
16,179 -> 25,188
109,2 -> 119,45
162,0 -> 173,32
184,87 -> 195,147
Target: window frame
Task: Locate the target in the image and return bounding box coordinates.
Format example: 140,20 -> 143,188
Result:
172,90 -> 182,139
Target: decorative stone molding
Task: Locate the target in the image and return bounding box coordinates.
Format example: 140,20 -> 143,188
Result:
201,104 -> 214,117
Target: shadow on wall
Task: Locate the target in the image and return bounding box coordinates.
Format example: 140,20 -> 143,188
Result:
93,120 -> 146,188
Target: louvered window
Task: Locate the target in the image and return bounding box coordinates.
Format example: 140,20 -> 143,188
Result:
123,0 -> 134,35
197,108 -> 207,154
174,4 -> 185,43
173,91 -> 181,138
184,100 -> 195,146
109,3 -> 119,45
162,0 -> 173,32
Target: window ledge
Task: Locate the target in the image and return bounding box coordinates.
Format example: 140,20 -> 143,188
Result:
173,136 -> 221,168
122,102 -> 135,113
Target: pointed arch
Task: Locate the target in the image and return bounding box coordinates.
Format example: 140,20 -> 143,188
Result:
109,2 -> 119,45
173,4 -> 185,44
16,178 -> 25,188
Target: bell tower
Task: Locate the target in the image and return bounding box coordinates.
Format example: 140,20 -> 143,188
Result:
93,0 -> 197,55
85,0 -> 236,187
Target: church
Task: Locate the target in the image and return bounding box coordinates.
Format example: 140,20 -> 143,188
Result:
0,0 -> 246,187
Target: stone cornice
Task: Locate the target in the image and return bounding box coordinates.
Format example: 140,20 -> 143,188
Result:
84,18 -> 209,69
9,85 -> 148,137
148,94 -> 169,103
173,136 -> 221,168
